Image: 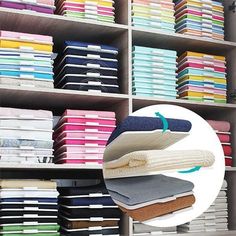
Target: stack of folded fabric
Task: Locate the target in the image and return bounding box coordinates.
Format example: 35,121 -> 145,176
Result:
132,46 -> 177,99
54,41 -> 119,93
207,120 -> 232,167
174,0 -> 224,40
177,51 -> 227,103
131,0 -> 175,32
0,107 -> 54,164
58,183 -> 121,235
133,221 -> 177,235
178,180 -> 228,233
104,116 -> 215,221
0,0 -> 55,14
53,109 -> 116,165
56,0 -> 115,23
0,30 -> 54,89
0,180 -> 59,235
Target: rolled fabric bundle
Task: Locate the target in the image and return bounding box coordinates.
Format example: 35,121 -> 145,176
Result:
104,149 -> 215,179
207,120 -> 230,132
223,145 -> 232,156
107,116 -> 192,144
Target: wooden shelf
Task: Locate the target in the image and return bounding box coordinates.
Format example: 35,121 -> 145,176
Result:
132,27 -> 236,55
0,86 -> 129,112
0,7 -> 128,46
0,163 -> 103,179
132,96 -> 236,113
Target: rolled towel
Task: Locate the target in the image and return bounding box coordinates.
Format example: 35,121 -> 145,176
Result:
108,116 -> 192,144
104,150 -> 215,179
207,120 -> 230,132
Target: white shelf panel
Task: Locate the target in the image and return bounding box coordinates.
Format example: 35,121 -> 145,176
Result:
226,167 -> 236,172
132,27 -> 236,54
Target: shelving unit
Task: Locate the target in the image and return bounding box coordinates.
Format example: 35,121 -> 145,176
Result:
0,0 -> 236,235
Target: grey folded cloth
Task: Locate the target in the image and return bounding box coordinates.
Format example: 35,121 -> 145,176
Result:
0,138 -> 53,149
134,222 -> 177,233
105,175 -> 194,206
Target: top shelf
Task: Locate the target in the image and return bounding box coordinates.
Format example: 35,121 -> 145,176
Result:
0,8 -> 236,53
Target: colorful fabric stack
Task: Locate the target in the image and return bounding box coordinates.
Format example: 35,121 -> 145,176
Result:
207,120 -> 232,167
0,180 -> 59,235
56,0 -> 115,23
54,41 -> 119,93
53,109 -> 116,165
177,51 -> 227,103
0,30 -> 54,89
0,107 -> 54,164
174,0 -> 224,40
178,180 -> 228,233
131,0 -> 175,33
133,221 -> 177,235
58,183 -> 121,236
0,0 -> 55,14
132,46 -> 177,99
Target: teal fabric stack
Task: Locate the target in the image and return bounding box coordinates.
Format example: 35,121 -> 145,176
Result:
132,46 -> 177,99
131,0 -> 175,33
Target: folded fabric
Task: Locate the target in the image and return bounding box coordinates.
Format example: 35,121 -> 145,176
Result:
58,197 -> 115,206
107,116 -> 192,144
133,222 -> 177,234
104,149 -> 215,179
105,175 -> 194,206
207,120 -> 230,132
217,133 -> 230,143
0,107 -> 52,119
60,217 -> 119,229
119,194 -> 195,221
0,180 -> 56,189
225,157 -> 233,167
223,145 -> 232,156
58,183 -> 108,196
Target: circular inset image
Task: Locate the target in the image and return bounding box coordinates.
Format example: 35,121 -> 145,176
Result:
103,104 -> 225,227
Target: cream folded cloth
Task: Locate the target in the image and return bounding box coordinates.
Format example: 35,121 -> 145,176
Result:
104,150 -> 215,179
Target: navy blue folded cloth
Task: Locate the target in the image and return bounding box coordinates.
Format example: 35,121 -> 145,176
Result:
60,228 -> 119,236
0,218 -> 57,224
59,207 -> 121,218
58,184 -> 108,196
0,210 -> 58,217
0,198 -> 58,203
107,116 -> 192,144
0,204 -> 58,209
59,197 -> 115,206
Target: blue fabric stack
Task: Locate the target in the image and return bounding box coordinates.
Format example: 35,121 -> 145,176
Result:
132,46 -> 177,99
54,41 -> 120,94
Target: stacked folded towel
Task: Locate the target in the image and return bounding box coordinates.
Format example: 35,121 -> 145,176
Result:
178,180 -> 228,233
54,41 -> 119,93
0,30 -> 54,89
174,0 -> 224,40
0,180 -> 59,235
58,183 -> 121,235
106,175 -> 195,222
133,221 -> 177,235
132,46 -> 177,99
0,0 -> 55,13
56,0 -> 115,23
207,120 -> 232,167
177,51 -> 227,103
131,0 -> 175,32
0,107 -> 54,164
53,109 -> 116,165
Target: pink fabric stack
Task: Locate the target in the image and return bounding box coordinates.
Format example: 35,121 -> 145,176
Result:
53,109 -> 116,166
207,120 -> 232,167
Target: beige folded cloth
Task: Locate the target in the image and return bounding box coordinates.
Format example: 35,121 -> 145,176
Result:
104,150 -> 215,179
0,180 -> 57,189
